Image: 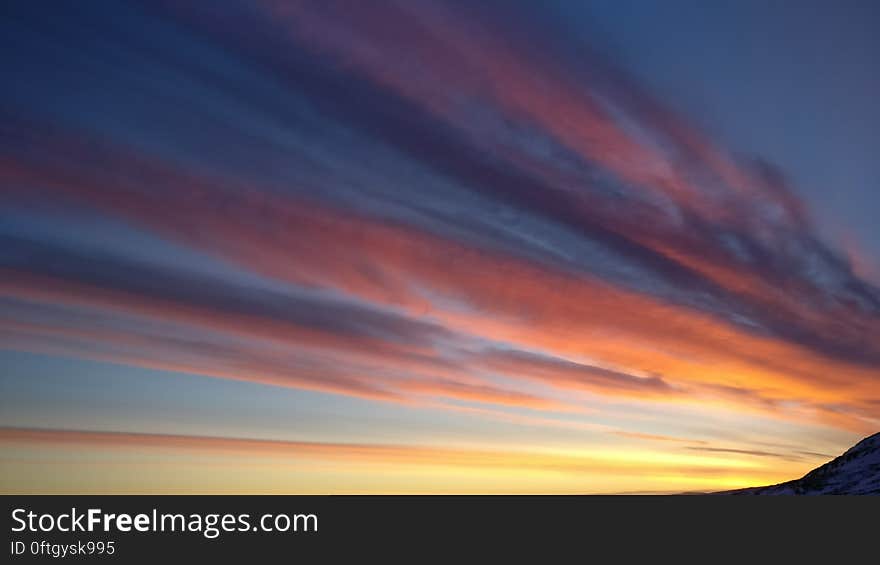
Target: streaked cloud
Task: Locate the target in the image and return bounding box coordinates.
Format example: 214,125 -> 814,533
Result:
1,0 -> 877,492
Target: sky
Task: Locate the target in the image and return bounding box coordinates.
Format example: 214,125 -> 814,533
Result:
1,0 -> 878,494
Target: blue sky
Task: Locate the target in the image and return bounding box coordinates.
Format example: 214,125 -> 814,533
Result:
1,0 -> 877,493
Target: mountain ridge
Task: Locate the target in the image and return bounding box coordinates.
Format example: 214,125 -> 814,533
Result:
718,432 -> 880,495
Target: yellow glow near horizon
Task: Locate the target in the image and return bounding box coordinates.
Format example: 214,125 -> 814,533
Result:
0,428 -> 813,494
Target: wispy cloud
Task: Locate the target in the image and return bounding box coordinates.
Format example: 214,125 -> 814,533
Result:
1,0 -> 878,492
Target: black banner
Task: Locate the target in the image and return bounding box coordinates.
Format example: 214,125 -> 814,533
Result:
2,495 -> 876,562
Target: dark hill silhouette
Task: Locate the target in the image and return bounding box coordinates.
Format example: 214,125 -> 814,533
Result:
719,432 -> 880,495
